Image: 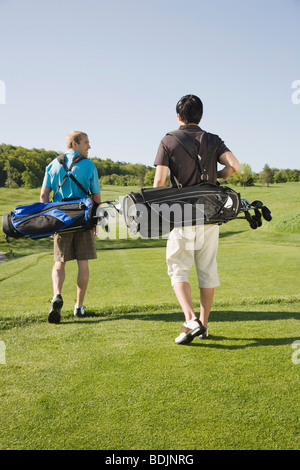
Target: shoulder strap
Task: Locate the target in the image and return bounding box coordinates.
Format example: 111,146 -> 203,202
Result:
167,130 -> 201,163
52,154 -> 92,201
57,153 -> 85,170
167,130 -> 214,183
201,134 -> 215,182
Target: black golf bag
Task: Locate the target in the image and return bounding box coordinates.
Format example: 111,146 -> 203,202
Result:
123,129 -> 272,238
2,198 -> 98,242
123,183 -> 241,238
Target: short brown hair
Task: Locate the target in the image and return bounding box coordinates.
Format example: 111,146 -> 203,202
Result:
66,131 -> 87,149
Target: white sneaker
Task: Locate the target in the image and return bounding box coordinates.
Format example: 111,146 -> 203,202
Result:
175,319 -> 206,345
74,306 -> 87,317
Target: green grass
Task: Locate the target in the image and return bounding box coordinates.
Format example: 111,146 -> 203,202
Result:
0,183 -> 299,450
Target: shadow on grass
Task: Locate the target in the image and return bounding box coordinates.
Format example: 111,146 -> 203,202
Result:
0,235 -> 167,259
219,230 -> 247,238
70,309 -> 300,324
1,227 -> 249,258
95,238 -> 167,250
59,309 -> 300,349
187,334 -> 300,349
2,310 -> 299,352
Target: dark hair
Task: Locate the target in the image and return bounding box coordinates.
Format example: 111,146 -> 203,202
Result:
176,95 -> 203,124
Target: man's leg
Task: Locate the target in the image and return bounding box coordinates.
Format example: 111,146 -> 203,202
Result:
52,261 -> 66,296
73,229 -> 96,314
200,287 -> 215,328
173,281 -> 206,344
167,228 -> 195,323
49,261 -> 65,324
76,260 -> 89,309
195,225 -> 220,334
173,282 -> 197,322
167,228 -> 205,344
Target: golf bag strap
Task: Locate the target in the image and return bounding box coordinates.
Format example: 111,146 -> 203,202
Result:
202,137 -> 215,182
167,130 -> 214,184
52,154 -> 93,201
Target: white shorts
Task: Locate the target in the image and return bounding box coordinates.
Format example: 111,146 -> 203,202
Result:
166,224 -> 220,288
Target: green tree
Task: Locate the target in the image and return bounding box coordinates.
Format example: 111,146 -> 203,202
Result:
226,163 -> 254,187
4,161 -> 20,188
285,169 -> 299,182
21,170 -> 40,188
144,169 -> 156,186
260,164 -> 273,186
239,163 -> 254,187
274,170 -> 287,183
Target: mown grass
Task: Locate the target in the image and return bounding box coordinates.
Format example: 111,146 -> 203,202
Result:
0,183 -> 299,450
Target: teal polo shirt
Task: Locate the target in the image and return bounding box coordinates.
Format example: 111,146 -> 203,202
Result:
42,150 -> 101,202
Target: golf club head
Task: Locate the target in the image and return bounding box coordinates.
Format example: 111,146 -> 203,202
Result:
106,200 -> 123,214
254,208 -> 262,219
112,200 -> 123,214
262,205 -> 272,221
252,215 -> 262,227
251,200 -> 264,208
244,210 -> 258,229
104,207 -> 115,218
249,216 -> 258,229
115,204 -> 123,214
98,217 -> 109,228
96,207 -> 107,218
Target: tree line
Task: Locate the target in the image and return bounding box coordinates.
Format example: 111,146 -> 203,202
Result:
223,163 -> 300,187
0,143 -> 299,189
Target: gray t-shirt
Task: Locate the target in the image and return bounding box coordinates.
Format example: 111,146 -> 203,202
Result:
154,125 -> 230,187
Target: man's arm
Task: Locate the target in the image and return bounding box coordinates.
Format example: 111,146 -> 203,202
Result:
153,165 -> 169,187
92,192 -> 101,204
40,186 -> 52,203
217,151 -> 240,179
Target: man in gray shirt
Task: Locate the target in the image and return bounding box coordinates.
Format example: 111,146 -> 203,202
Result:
154,95 -> 240,344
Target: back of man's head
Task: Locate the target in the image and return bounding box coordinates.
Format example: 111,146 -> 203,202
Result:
176,95 -> 203,124
66,131 -> 87,149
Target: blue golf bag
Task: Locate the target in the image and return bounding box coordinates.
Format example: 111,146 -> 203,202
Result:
2,198 -> 98,242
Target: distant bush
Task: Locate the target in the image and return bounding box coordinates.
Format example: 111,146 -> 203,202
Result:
274,213 -> 300,233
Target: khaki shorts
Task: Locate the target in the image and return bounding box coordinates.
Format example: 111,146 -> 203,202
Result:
166,224 -> 220,288
54,229 -> 97,262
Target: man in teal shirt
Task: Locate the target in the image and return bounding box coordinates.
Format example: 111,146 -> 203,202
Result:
42,149 -> 100,202
40,131 -> 101,324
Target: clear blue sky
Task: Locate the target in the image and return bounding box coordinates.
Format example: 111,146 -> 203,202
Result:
0,0 -> 299,173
